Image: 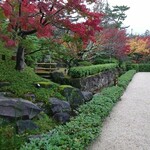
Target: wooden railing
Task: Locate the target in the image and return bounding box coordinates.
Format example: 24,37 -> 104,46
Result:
34,62 -> 58,74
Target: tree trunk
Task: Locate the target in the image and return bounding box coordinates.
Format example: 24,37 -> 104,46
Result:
15,44 -> 25,71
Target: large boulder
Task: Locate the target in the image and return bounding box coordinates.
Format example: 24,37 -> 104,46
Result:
59,85 -> 85,109
53,112 -> 70,124
81,91 -> 93,102
49,97 -> 71,114
16,120 -> 38,134
0,98 -> 41,119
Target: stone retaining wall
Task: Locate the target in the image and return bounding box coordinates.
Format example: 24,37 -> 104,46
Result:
50,68 -> 120,93
70,69 -> 119,92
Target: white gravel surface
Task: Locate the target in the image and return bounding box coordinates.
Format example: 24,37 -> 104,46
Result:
89,73 -> 150,150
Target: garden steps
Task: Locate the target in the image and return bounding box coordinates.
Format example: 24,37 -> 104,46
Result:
89,72 -> 150,150
34,62 -> 58,78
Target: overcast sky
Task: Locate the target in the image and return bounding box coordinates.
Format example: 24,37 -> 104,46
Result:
108,0 -> 150,34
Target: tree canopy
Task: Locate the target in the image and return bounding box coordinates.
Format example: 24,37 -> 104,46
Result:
0,0 -> 103,70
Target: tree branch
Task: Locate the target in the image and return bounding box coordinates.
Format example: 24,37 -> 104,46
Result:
40,8 -> 45,24
18,29 -> 37,36
25,48 -> 46,55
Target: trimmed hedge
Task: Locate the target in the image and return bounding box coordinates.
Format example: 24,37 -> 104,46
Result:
118,70 -> 136,88
78,61 -> 93,66
100,86 -> 124,103
93,58 -> 118,65
127,63 -> 150,72
20,70 -> 135,150
68,63 -> 118,78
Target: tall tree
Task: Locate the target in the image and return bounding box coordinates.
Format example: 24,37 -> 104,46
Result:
0,0 -> 103,70
89,28 -> 130,60
94,1 -> 130,29
85,1 -> 130,60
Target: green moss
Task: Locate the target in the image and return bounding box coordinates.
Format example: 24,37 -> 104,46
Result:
58,85 -> 73,91
0,60 -> 64,102
35,81 -> 58,89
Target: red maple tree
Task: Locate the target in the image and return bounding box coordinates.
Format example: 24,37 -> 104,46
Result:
0,0 -> 103,70
94,28 -> 129,60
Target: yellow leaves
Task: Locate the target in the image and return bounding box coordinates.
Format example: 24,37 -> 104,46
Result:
128,37 -> 150,55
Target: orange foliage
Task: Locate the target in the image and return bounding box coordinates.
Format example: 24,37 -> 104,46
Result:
128,37 -> 150,55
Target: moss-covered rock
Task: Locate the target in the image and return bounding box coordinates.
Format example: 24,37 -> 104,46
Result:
59,85 -> 85,109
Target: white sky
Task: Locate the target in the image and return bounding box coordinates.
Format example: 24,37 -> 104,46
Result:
108,0 -> 150,34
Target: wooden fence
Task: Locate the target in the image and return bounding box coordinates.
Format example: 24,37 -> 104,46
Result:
34,63 -> 58,75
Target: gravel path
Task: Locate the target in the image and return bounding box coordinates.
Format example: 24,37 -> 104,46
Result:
89,73 -> 150,150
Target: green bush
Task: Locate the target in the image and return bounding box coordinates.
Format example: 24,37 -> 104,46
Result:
126,64 -> 139,71
120,62 -> 127,71
93,58 -> 118,64
20,85 -> 124,150
78,61 -> 93,66
118,70 -> 136,88
100,86 -> 124,103
127,63 -> 150,72
68,63 -> 118,78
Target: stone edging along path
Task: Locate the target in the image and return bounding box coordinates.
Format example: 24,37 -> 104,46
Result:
89,73 -> 150,150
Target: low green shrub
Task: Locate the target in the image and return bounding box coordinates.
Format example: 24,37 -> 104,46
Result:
118,70 -> 136,88
68,63 -> 118,78
120,62 -> 127,71
93,58 -> 118,65
100,86 -> 124,103
20,85 -> 124,150
126,64 -> 139,71
127,63 -> 150,72
78,96 -> 114,120
78,61 -> 93,66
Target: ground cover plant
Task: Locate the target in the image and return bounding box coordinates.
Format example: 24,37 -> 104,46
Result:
20,70 -> 136,150
0,115 -> 58,150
